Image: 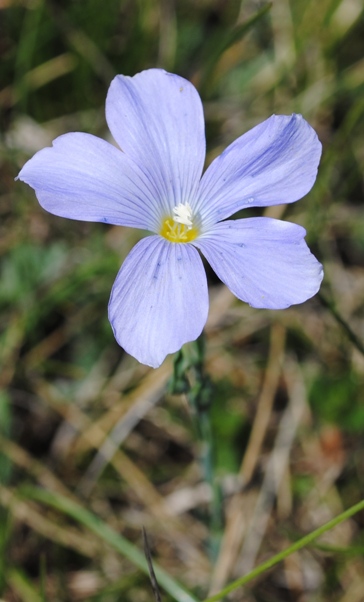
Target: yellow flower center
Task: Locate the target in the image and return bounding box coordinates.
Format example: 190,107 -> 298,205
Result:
160,219 -> 199,242
159,203 -> 199,243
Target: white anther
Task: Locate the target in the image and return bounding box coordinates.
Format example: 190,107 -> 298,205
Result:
172,203 -> 193,228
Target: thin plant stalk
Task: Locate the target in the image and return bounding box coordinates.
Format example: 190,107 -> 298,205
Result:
318,292 -> 364,356
21,486 -> 199,602
169,336 -> 223,559
202,498 -> 364,602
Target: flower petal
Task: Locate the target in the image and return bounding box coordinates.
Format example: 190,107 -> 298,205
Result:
109,236 -> 209,368
17,132 -> 164,231
196,218 -> 323,309
106,69 -> 206,214
196,114 -> 322,228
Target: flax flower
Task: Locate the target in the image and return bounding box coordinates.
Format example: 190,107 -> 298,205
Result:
17,69 -> 323,368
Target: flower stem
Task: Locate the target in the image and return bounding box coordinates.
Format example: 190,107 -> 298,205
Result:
170,336 -> 222,559
202,498 -> 364,602
318,292 -> 364,356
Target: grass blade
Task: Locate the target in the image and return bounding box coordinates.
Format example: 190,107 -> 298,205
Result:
22,486 -> 199,602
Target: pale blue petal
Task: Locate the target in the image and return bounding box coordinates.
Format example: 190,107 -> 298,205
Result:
106,69 -> 206,214
17,132 -> 164,231
196,115 -> 322,228
109,236 -> 209,368
196,218 -> 323,309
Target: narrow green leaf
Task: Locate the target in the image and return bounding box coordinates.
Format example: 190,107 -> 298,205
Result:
22,486 -> 199,602
0,392 -> 12,596
199,3 -> 272,93
202,498 -> 364,602
8,568 -> 43,602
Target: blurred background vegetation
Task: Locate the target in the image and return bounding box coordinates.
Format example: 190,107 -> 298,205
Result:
1,0 -> 364,600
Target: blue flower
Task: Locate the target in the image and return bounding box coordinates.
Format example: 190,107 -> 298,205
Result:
17,69 -> 323,368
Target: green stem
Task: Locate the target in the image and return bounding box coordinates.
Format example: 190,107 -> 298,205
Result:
193,390 -> 222,559
21,486 -> 199,602
202,498 -> 364,602
171,336 -> 222,558
318,292 -> 364,356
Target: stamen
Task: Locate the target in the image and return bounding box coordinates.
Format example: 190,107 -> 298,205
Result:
172,203 -> 193,229
160,204 -> 199,243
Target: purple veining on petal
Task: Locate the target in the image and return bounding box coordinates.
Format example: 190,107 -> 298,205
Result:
106,69 -> 206,214
195,217 -> 323,309
196,114 -> 322,229
109,235 -> 209,368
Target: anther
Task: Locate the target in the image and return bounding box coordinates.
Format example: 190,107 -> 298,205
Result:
172,203 -> 193,229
